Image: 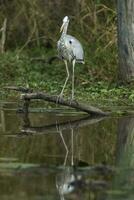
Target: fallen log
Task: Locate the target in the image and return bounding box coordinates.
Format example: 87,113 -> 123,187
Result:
4,86 -> 110,116
21,92 -> 109,116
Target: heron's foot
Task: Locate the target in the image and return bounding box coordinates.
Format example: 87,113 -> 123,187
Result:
73,99 -> 79,105
69,97 -> 79,105
56,120 -> 62,133
56,93 -> 63,104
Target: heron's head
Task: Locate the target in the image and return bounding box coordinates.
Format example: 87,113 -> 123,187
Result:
60,16 -> 69,32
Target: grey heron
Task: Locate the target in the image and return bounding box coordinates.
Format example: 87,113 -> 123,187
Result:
57,16 -> 84,100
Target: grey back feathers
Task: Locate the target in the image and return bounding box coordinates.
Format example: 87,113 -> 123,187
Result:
57,17 -> 84,64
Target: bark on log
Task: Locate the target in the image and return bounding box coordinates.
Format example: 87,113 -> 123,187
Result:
4,86 -> 109,116
21,92 -> 109,116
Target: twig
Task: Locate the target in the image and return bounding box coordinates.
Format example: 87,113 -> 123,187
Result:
4,86 -> 33,93
30,55 -> 59,64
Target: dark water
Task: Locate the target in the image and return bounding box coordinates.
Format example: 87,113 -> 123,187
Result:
0,102 -> 134,200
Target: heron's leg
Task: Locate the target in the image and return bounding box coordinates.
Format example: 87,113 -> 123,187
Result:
60,60 -> 69,97
71,128 -> 74,166
72,59 -> 76,100
56,121 -> 69,166
59,131 -> 69,166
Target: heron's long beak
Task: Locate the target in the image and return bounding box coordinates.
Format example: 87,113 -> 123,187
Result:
60,23 -> 64,32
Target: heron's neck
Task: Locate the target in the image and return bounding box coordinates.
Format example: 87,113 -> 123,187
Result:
61,22 -> 69,36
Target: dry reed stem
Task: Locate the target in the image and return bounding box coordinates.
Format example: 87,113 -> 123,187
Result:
0,18 -> 7,53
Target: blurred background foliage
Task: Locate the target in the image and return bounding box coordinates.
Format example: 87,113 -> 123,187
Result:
0,0 -> 116,49
0,0 -> 120,102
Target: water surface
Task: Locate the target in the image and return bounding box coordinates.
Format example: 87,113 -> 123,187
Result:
0,102 -> 134,200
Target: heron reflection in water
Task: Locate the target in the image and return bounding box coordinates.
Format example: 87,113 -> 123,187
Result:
56,127 -> 83,200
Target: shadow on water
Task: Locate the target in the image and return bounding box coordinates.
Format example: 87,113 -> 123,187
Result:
0,103 -> 134,199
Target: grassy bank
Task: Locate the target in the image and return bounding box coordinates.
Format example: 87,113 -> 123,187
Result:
0,50 -> 134,110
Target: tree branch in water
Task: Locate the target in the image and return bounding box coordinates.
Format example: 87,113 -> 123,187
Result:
4,86 -> 110,116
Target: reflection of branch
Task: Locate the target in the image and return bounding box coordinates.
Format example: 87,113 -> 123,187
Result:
20,115 -> 106,135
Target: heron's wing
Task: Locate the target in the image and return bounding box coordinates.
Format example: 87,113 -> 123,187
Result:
65,35 -> 84,61
57,40 -> 61,55
57,39 -> 65,59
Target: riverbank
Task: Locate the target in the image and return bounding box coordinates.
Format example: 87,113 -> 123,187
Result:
0,50 -> 134,110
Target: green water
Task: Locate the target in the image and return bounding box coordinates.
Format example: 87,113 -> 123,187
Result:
0,102 -> 134,200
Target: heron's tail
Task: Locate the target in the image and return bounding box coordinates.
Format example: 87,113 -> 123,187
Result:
76,59 -> 85,64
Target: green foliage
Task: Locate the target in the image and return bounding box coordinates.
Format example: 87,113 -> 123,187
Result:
0,1 -> 116,47
76,81 -> 134,107
0,50 -> 64,92
0,50 -> 134,108
0,0 -> 117,82
0,0 -> 127,108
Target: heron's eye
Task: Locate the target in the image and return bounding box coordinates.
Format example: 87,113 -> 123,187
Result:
69,40 -> 72,44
